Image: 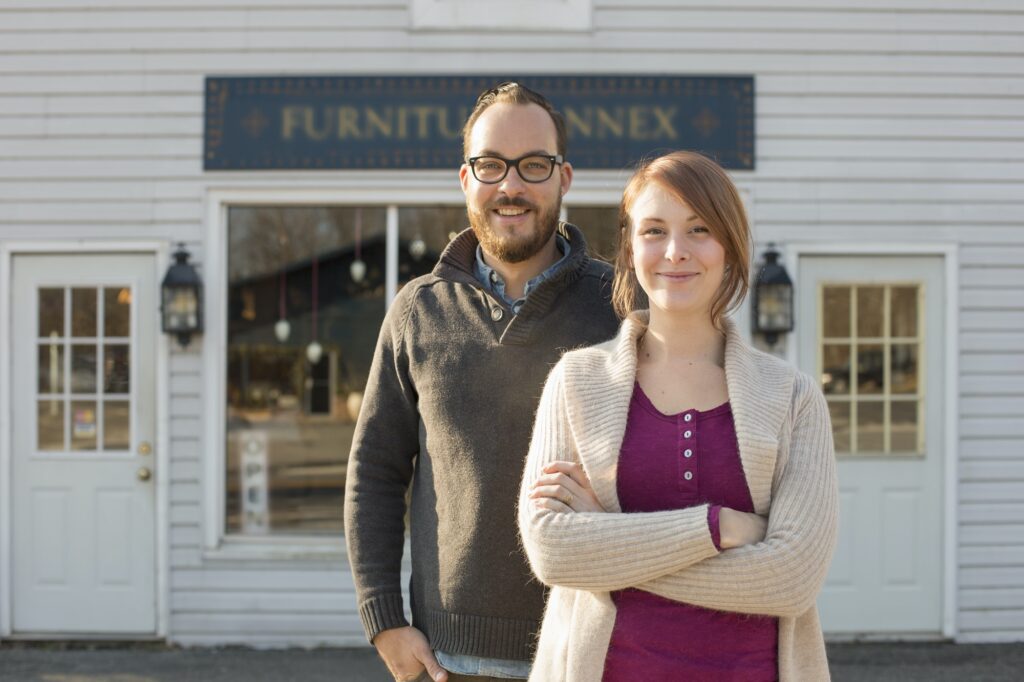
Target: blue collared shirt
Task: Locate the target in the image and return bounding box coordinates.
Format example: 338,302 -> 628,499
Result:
434,649 -> 531,679
474,233 -> 571,314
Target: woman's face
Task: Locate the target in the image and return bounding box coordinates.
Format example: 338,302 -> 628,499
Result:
628,182 -> 726,319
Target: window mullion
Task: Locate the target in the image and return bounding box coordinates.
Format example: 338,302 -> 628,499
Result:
850,286 -> 858,454
385,205 -> 399,308
882,285 -> 891,454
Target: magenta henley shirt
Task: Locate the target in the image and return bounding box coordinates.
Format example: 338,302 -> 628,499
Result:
601,382 -> 779,682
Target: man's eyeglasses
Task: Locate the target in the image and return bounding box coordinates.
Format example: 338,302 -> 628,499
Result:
466,154 -> 564,184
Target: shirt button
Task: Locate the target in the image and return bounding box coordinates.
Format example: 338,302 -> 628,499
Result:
684,430 -> 692,439
490,307 -> 503,321
684,449 -> 693,458
684,413 -> 693,422
684,471 -> 693,481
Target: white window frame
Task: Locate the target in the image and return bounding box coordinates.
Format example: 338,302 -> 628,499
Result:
0,240 -> 171,641
411,0 -> 592,31
783,242 -> 959,640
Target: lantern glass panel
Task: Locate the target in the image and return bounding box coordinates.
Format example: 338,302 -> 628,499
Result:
757,283 -> 792,332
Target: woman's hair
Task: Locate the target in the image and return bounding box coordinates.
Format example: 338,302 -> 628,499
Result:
612,150 -> 751,330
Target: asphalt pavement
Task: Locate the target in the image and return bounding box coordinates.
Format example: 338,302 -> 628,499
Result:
1,641 -> 1022,681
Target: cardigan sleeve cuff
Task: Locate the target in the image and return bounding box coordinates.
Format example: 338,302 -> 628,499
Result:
359,593 -> 409,644
708,504 -> 723,551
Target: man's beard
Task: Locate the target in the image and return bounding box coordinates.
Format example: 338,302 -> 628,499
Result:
468,196 -> 562,264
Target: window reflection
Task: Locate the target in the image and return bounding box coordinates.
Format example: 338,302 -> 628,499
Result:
226,206 -> 386,535
397,207 -> 466,289
565,206 -> 618,262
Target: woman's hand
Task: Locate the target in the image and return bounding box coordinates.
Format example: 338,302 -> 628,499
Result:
718,508 -> 768,549
529,461 -> 606,513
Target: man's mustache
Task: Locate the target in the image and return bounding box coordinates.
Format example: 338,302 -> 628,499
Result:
488,197 -> 536,211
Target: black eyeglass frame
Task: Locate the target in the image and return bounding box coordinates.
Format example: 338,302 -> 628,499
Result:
465,154 -> 564,184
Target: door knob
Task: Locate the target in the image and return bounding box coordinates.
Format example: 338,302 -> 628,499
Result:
138,441 -> 152,455
137,467 -> 152,481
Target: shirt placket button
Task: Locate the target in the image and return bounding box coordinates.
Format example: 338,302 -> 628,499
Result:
681,413 -> 695,484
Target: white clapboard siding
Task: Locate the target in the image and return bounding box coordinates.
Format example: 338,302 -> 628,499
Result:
1,0 -> 1021,645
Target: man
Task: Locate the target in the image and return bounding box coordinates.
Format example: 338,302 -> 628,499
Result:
344,82 -> 620,682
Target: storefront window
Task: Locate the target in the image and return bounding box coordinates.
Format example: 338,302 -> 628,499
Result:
226,206 -> 386,535
223,202 -> 620,537
566,206 -> 618,262
397,207 -> 466,288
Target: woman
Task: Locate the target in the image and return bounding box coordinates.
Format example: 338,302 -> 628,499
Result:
517,151 -> 838,681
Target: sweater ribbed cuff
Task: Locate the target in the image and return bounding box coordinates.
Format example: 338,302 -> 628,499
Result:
359,594 -> 409,644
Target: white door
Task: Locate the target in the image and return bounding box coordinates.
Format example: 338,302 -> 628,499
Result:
798,255 -> 945,635
12,254 -> 156,634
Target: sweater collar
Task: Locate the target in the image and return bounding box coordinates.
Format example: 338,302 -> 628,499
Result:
433,223 -> 596,345
571,311 -> 795,515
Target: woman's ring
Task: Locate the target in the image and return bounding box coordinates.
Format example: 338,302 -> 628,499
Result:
564,492 -> 573,506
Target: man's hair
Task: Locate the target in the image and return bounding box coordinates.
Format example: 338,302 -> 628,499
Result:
462,82 -> 568,158
612,150 -> 752,330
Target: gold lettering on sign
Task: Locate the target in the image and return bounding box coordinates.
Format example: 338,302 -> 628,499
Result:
412,106 -> 433,138
282,106 -> 304,140
303,107 -> 331,141
651,107 -> 678,138
279,104 -> 549,142
564,107 -> 592,137
337,107 -> 361,139
595,108 -> 624,138
436,107 -> 461,139
365,108 -> 393,138
563,106 -> 679,140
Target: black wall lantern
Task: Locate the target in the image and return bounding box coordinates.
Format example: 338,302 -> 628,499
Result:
161,243 -> 203,347
752,245 -> 794,347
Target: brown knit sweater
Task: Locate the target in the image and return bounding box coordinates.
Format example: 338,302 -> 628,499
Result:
518,312 -> 839,681
343,224 -> 620,662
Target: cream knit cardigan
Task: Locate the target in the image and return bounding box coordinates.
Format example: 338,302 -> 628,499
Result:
518,312 -> 839,682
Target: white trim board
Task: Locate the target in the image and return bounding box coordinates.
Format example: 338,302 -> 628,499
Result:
783,241 -> 959,640
0,240 -> 170,641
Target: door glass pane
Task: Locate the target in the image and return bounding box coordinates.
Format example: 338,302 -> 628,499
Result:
566,206 -> 618,263
71,288 -> 97,337
891,344 -> 918,394
821,278 -> 925,457
891,401 -> 919,453
71,344 -> 97,393
103,344 -> 130,393
856,286 -> 884,338
39,288 -> 64,337
37,345 -> 64,394
226,205 -> 387,535
103,400 -> 130,450
857,401 -> 884,452
397,206 -> 465,288
857,344 -> 884,395
822,344 -> 850,395
823,286 -> 851,338
828,400 -> 850,452
890,286 -> 918,338
104,287 -> 131,337
37,400 -> 65,451
70,400 -> 97,451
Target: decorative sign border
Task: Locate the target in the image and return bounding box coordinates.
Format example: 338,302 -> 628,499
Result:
204,75 -> 754,171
